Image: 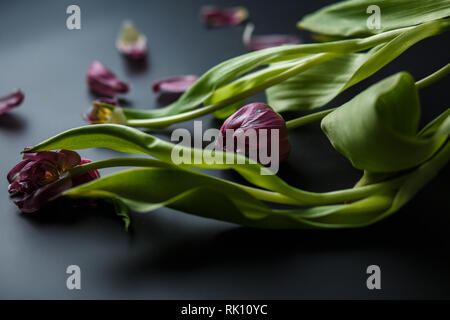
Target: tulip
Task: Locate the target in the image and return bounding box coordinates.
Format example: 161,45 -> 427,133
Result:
86,61 -> 129,96
152,75 -> 198,94
7,149 -> 100,213
116,21 -> 147,60
200,6 -> 248,27
0,89 -> 24,115
216,103 -> 291,167
243,23 -> 302,51
84,98 -> 126,124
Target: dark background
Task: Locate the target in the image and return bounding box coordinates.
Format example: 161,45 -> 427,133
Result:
0,0 -> 449,299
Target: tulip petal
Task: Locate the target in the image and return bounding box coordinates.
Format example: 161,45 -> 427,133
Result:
0,89 -> 24,115
7,159 -> 31,184
152,75 -> 198,94
243,23 -> 301,51
116,21 -> 147,60
14,177 -> 73,213
72,158 -> 101,185
86,61 -> 130,96
200,6 -> 248,27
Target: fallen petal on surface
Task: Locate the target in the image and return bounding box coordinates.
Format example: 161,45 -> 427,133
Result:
152,75 -> 198,94
0,89 -> 24,115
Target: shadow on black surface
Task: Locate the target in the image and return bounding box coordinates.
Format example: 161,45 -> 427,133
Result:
122,55 -> 149,75
18,165 -> 450,278
20,199 -> 124,227
117,165 -> 450,276
156,92 -> 183,107
0,113 -> 26,131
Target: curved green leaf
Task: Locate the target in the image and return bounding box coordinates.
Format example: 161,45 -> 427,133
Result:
373,140 -> 450,223
267,53 -> 369,112
321,72 -> 448,173
27,124 -> 398,206
64,143 -> 449,229
267,20 -> 447,112
64,167 -> 393,229
298,0 -> 450,37
110,24 -> 423,123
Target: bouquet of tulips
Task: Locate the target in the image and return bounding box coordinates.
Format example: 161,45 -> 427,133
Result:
5,0 -> 450,230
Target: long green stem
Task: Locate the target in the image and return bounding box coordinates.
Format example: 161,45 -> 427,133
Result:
126,52 -> 339,129
67,157 -> 408,206
285,63 -> 450,131
286,109 -> 336,130
99,20 -> 449,130
415,63 -> 450,90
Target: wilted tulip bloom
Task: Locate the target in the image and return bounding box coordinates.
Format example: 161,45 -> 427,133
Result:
7,149 -> 100,213
216,103 -> 291,172
152,75 -> 198,94
200,6 -> 248,27
243,23 -> 302,51
116,21 -> 147,60
0,89 -> 24,115
86,61 -> 130,96
84,98 -> 126,124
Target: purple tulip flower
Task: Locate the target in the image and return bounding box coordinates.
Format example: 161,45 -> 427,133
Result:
7,149 -> 100,213
86,61 -> 130,96
0,89 -> 24,115
216,103 -> 291,164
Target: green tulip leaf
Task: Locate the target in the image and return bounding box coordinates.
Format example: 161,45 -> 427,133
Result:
64,167 -> 394,229
321,72 -> 448,173
298,0 -> 450,37
266,20 -> 447,112
27,123 -> 401,206
108,20 -> 450,124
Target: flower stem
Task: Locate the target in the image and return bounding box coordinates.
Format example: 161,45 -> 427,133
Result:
126,52 -> 339,129
285,109 -> 336,130
415,63 -> 450,90
285,63 -> 450,131
67,157 -> 408,206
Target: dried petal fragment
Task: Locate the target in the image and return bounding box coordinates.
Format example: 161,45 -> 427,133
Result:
0,89 -> 24,115
200,6 -> 248,27
243,23 -> 302,51
152,75 -> 198,94
116,21 -> 147,60
86,61 -> 129,96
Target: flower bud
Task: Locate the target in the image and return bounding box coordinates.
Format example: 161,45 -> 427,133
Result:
84,98 -> 126,124
0,89 -> 24,115
86,61 -> 129,96
216,102 -> 291,164
152,75 -> 198,94
200,6 -> 248,27
7,149 -> 100,213
116,21 -> 147,60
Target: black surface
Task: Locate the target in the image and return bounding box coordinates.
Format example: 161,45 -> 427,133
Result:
0,0 -> 449,299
